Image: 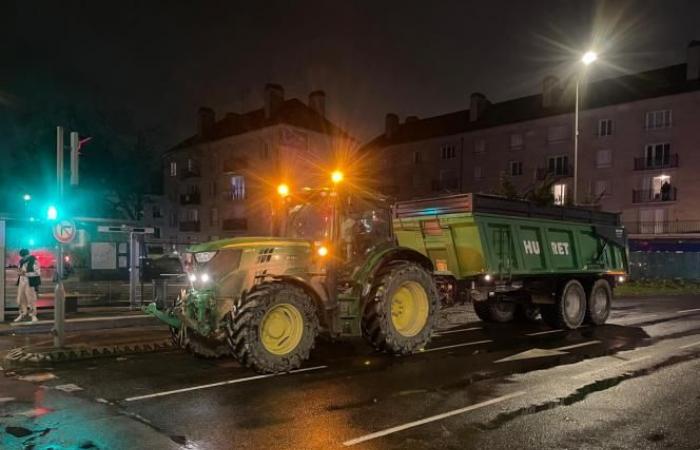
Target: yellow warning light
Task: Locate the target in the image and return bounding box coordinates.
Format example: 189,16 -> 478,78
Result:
277,183 -> 290,197
317,245 -> 329,257
331,170 -> 343,184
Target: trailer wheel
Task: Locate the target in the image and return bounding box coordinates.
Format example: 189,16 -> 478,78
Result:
586,279 -> 612,325
225,282 -> 319,373
542,280 -> 586,329
514,304 -> 540,323
473,298 -> 516,323
362,262 -> 439,354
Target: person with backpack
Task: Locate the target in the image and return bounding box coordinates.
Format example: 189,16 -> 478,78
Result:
14,248 -> 41,322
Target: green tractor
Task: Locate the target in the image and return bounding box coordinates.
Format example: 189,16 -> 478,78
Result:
146,180 -> 440,373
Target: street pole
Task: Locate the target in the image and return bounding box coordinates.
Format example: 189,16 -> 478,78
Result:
54,126 -> 66,347
573,78 -> 580,207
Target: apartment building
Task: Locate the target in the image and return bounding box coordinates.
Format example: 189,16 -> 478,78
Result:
157,84 -> 354,243
363,42 -> 700,241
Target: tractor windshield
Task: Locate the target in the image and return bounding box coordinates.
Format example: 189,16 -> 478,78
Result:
286,195 -> 334,242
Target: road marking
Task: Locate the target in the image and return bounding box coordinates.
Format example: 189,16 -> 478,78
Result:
526,329 -> 564,336
421,340 -> 493,353
495,348 -> 567,363
677,308 -> 700,314
573,355 -> 651,379
679,341 -> 700,350
555,340 -> 601,351
434,327 -> 482,336
342,391 -> 526,446
124,365 -> 327,402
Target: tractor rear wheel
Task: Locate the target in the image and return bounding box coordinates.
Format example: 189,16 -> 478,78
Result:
362,262 -> 439,354
225,282 -> 319,374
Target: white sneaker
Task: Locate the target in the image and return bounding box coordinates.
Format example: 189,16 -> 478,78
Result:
30,315 -> 38,323
13,314 -> 25,322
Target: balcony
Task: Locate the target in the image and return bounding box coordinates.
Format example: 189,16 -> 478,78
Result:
179,167 -> 201,180
633,154 -> 679,171
625,221 -> 700,235
536,165 -> 572,180
180,192 -> 200,205
222,157 -> 249,173
179,221 -> 200,232
632,188 -> 677,203
222,218 -> 247,231
222,188 -> 246,201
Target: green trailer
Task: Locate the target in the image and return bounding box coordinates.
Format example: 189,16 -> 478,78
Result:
393,193 -> 628,328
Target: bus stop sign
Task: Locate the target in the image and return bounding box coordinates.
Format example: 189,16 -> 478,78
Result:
53,219 -> 77,244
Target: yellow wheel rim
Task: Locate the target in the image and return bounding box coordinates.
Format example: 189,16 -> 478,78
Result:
390,281 -> 430,337
260,303 -> 304,355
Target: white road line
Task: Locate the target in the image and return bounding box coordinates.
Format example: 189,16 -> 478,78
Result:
555,340 -> 601,351
342,391 -> 526,446
677,308 -> 700,314
679,341 -> 700,350
421,340 -> 493,353
434,327 -> 482,336
526,329 -> 564,336
573,355 -> 651,379
124,365 -> 327,402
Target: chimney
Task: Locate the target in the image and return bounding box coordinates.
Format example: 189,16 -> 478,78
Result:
687,40 -> 700,81
405,115 -> 419,123
308,90 -> 326,116
385,113 -> 399,138
469,92 -> 489,122
197,107 -> 215,138
264,83 -> 284,119
542,75 -> 561,108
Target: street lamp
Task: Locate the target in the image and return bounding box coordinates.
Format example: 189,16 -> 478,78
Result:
573,50 -> 598,206
22,193 -> 31,202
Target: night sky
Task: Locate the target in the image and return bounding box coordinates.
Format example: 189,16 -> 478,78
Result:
1,0 -> 699,197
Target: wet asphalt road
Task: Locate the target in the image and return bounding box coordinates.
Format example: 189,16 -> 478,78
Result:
3,295 -> 700,450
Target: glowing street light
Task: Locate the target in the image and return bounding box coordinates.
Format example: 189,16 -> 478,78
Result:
277,183 -> 290,197
22,193 -> 31,202
331,170 -> 344,184
573,50 -> 599,206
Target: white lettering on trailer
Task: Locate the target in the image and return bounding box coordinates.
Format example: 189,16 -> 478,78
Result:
550,242 -> 570,256
523,240 -> 540,255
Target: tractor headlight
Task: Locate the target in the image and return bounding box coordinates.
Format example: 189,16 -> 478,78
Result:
188,273 -> 197,283
194,251 -> 217,263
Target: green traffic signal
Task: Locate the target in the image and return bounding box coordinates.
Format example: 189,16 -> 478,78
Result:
47,205 -> 58,221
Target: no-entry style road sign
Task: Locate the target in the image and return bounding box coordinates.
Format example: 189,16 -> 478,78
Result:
53,219 -> 77,244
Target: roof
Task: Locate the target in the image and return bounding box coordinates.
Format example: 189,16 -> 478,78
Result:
364,63 -> 700,149
167,98 -> 350,154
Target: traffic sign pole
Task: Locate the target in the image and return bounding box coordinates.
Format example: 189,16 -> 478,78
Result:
54,126 -> 65,348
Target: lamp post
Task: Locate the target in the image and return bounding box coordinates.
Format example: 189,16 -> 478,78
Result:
573,50 -> 597,206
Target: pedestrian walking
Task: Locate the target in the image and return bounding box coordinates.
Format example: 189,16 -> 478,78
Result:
14,248 -> 41,322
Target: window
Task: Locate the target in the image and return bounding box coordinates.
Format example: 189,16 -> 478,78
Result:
229,175 -> 246,200
188,208 -> 199,222
441,144 -> 456,160
474,139 -> 486,154
598,119 -> 613,137
169,161 -> 177,177
260,142 -> 270,159
169,211 -> 177,227
152,205 -> 162,219
639,208 -> 665,234
210,208 -> 219,226
547,155 -> 570,175
509,161 -> 523,176
596,149 -> 612,168
510,133 -> 524,149
547,125 -> 569,143
594,180 -> 610,197
552,183 -> 567,205
645,110 -> 672,129
209,181 -> 217,197
644,143 -> 671,168
413,151 -> 423,164
474,166 -> 483,180
187,158 -> 194,171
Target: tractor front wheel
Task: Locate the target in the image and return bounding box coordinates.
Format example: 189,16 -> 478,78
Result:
225,282 -> 319,374
362,262 -> 439,354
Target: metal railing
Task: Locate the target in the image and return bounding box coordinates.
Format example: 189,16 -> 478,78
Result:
179,167 -> 201,180
632,188 -> 677,203
625,220 -> 700,234
633,154 -> 679,171
222,188 -> 246,201
536,164 -> 572,180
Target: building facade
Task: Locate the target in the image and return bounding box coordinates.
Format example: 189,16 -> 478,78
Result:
364,42 -> 700,242
157,84 -> 354,244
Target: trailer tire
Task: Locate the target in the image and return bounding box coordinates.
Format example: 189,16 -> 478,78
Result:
542,280 -> 587,329
225,282 -> 318,374
473,299 -> 516,323
514,304 -> 540,323
362,262 -> 439,355
586,279 -> 612,325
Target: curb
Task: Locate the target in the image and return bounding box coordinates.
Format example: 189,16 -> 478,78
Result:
0,316 -> 162,336
1,339 -> 175,370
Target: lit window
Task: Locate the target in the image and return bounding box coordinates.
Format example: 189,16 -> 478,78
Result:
598,119 -> 613,137
229,175 -> 246,200
552,183 -> 567,205
645,110 -> 672,129
169,161 -> 177,177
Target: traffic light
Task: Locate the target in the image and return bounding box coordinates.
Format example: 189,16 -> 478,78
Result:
47,205 -> 58,221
